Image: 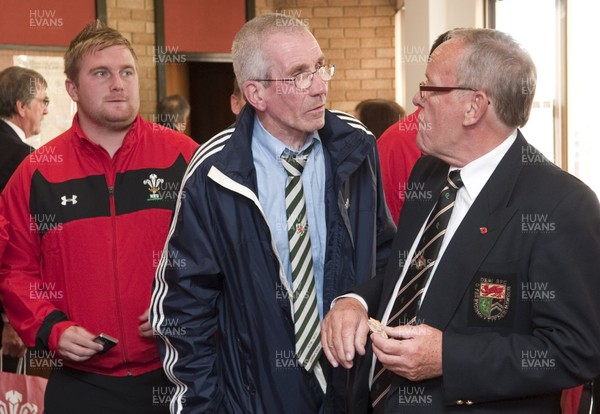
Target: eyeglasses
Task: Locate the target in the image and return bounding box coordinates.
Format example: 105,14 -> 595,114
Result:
254,64 -> 335,90
419,81 -> 476,100
34,97 -> 50,108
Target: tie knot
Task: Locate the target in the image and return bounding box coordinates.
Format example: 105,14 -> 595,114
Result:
448,170 -> 463,190
281,143 -> 314,176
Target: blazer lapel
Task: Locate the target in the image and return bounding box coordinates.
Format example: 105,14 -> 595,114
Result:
418,134 -> 527,329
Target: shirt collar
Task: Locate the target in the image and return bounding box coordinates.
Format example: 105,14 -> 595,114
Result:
453,129 -> 518,201
1,118 -> 27,143
252,115 -> 321,160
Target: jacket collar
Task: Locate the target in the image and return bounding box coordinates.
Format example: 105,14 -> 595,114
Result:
210,105 -> 257,190
71,113 -> 142,154
0,118 -> 27,143
210,105 -> 376,192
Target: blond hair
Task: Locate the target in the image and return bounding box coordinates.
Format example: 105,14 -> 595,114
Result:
64,20 -> 137,83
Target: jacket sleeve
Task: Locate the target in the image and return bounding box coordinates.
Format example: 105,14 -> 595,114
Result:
372,143 -> 397,273
150,170 -> 223,413
349,274 -> 386,316
0,164 -> 75,351
442,185 -> 600,403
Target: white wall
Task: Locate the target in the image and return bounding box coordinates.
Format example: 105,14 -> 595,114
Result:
398,0 -> 484,112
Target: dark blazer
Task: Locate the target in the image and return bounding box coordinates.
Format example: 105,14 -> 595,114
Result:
0,119 -> 33,192
350,131 -> 600,413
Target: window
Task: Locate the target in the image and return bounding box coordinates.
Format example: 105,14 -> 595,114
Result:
567,1 -> 600,197
494,0 -> 599,197
495,0 -> 557,162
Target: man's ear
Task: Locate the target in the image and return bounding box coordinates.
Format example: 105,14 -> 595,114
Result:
65,78 -> 79,102
15,100 -> 28,117
463,91 -> 489,127
243,80 -> 267,112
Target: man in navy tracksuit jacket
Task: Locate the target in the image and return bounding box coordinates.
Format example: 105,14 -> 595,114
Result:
150,15 -> 395,414
151,102 -> 395,412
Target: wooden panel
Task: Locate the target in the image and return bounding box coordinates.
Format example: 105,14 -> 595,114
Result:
165,62 -> 191,135
166,63 -> 190,103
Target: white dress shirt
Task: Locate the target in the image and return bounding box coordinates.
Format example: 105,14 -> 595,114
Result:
2,118 -> 27,143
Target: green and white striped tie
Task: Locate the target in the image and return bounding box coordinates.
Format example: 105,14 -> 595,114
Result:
281,144 -> 322,372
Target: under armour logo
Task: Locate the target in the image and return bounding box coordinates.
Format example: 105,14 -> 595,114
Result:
61,195 -> 78,205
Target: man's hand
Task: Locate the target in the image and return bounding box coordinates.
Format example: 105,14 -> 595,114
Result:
138,308 -> 154,338
57,326 -> 104,362
371,323 -> 443,382
1,322 -> 26,358
321,298 -> 370,369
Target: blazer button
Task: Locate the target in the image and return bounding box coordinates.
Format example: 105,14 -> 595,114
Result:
466,400 -> 474,405
456,400 -> 464,405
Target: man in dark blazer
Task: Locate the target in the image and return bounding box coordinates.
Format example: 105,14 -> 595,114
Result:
0,66 -> 48,368
322,28 -> 600,413
0,66 -> 48,192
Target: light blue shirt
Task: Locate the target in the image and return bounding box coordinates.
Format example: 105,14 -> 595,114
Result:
251,116 -> 327,319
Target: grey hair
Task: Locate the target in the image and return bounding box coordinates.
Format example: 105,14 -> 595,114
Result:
448,28 -> 537,128
231,13 -> 310,90
0,66 -> 48,118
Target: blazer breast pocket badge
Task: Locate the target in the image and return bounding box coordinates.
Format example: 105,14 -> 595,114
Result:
470,272 -> 515,327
